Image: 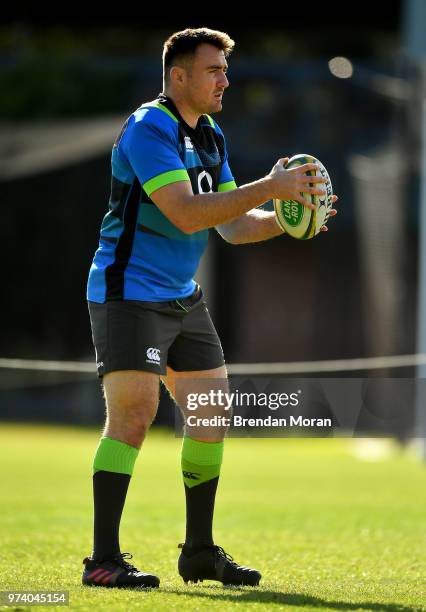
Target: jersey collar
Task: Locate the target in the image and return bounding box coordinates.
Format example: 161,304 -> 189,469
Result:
156,93 -> 206,135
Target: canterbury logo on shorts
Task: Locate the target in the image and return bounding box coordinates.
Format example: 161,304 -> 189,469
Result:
146,347 -> 161,365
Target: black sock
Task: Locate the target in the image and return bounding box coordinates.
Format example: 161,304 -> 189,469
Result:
181,438 -> 223,549
92,471 -> 131,560
184,477 -> 219,549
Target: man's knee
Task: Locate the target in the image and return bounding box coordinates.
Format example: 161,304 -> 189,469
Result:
163,366 -> 230,441
105,397 -> 157,447
102,370 -> 160,446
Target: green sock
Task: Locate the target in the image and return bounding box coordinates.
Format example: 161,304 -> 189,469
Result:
181,437 -> 224,548
93,436 -> 139,475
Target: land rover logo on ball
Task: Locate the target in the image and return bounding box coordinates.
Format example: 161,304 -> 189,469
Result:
283,200 -> 304,227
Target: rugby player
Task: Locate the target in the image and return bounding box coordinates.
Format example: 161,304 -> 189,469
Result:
83,27 -> 337,589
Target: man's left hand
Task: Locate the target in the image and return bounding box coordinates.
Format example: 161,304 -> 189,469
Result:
320,195 -> 339,232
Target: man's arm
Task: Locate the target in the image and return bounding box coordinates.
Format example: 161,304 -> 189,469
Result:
149,158 -> 326,234
216,196 -> 339,244
216,208 -> 284,244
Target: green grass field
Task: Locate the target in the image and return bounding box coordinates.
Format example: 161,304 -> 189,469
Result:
0,424 -> 425,611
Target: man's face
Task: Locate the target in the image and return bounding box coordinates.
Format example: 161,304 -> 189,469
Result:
182,43 -> 229,115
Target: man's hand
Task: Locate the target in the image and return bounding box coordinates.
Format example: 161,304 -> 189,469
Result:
268,157 -> 327,210
320,195 -> 338,232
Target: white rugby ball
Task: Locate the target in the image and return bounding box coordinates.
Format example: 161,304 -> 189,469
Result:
274,154 -> 333,240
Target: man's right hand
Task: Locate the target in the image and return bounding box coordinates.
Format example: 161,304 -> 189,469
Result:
268,157 -> 327,210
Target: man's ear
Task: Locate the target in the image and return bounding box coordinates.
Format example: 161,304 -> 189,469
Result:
169,65 -> 186,85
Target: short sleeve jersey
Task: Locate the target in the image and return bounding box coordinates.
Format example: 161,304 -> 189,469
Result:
87,93 -> 236,302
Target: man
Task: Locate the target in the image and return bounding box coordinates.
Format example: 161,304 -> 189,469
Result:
83,27 -> 337,589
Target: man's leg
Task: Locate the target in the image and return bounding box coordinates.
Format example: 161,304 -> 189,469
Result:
162,366 -> 261,586
163,365 -> 228,549
83,370 -> 160,589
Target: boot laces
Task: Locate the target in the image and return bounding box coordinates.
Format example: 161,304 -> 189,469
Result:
113,552 -> 138,572
214,545 -> 238,567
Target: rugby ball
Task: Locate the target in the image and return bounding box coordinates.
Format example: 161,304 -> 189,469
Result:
274,154 -> 333,240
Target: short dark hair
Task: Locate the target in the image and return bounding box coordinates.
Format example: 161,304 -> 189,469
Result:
163,27 -> 235,82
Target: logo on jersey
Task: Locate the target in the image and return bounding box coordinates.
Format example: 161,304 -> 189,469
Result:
146,347 -> 161,365
198,170 -> 213,194
184,136 -> 194,151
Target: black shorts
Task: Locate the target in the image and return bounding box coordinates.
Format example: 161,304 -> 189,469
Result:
88,286 -> 225,377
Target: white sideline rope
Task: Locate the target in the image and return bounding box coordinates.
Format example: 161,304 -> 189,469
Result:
0,359 -> 95,373
228,354 -> 426,375
1,354 -> 426,375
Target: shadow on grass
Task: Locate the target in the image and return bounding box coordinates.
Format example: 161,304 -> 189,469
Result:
167,587 -> 420,611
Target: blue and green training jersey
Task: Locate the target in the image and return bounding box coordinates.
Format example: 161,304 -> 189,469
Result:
87,93 -> 236,302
